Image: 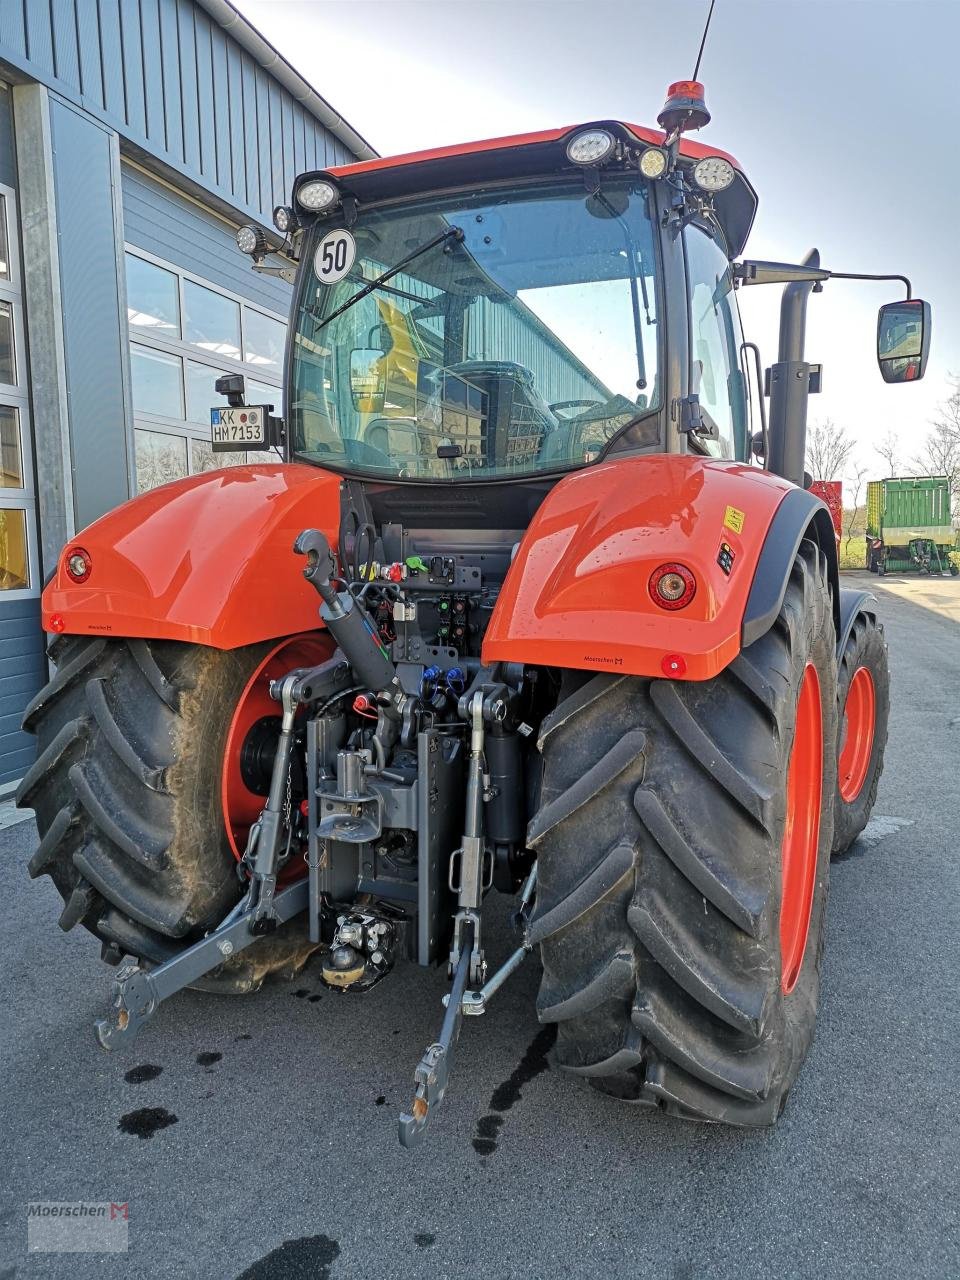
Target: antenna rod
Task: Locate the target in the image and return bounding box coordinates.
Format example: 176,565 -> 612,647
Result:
692,0 -> 717,81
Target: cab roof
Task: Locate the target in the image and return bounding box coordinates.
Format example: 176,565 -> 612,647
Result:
315,121 -> 757,257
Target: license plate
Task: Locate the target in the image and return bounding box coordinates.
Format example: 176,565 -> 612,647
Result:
210,406 -> 269,451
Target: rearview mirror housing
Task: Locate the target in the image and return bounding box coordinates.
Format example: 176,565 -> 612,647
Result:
349,348 -> 387,412
877,299 -> 931,383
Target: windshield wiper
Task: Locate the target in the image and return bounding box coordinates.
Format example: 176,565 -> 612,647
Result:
313,226 -> 465,332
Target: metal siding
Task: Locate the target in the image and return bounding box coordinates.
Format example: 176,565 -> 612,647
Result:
49,0 -> 82,87
254,67 -> 272,216
98,0 -> 126,119
0,6 -> 27,61
227,40 -> 245,203
193,10 -> 216,178
118,0 -> 147,137
210,24 -> 230,189
240,53 -> 259,210
121,164 -> 292,316
159,0 -> 184,165
0,85 -> 16,188
75,0 -> 104,110
0,600 -> 44,787
50,99 -> 130,528
176,1 -> 201,171
267,79 -> 283,207
24,1 -> 56,78
0,0 -> 363,228
139,0 -> 167,150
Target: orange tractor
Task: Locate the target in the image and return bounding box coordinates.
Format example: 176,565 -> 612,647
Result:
19,82 -> 928,1143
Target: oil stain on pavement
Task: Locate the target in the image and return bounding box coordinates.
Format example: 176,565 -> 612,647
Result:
235,1234 -> 340,1279
472,1025 -> 556,1156
124,1063 -> 163,1084
118,1107 -> 179,1139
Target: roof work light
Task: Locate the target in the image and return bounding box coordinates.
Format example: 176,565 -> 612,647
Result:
566,129 -> 617,166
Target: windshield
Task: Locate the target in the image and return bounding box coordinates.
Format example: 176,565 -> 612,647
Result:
290,178 -> 661,480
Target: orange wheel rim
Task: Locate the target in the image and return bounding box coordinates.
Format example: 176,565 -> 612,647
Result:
780,663 -> 823,994
837,666 -> 876,803
221,635 -> 329,862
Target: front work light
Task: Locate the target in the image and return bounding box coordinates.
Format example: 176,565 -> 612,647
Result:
692,156 -> 735,192
296,180 -> 339,211
273,205 -> 299,233
639,146 -> 668,179
236,224 -> 268,256
566,129 -> 616,166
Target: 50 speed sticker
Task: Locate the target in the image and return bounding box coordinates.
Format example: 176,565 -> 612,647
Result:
314,228 -> 356,285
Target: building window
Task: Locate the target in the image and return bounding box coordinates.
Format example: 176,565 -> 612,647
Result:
124,248 -> 287,493
131,344 -> 184,419
126,255 -> 180,337
0,404 -> 22,488
0,193 -> 10,282
183,279 -> 242,362
0,179 -> 35,598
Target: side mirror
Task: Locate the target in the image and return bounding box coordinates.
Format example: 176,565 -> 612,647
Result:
349,348 -> 387,413
877,299 -> 931,383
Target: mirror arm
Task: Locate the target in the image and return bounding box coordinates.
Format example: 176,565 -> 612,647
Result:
823,271 -> 912,300
735,261 -> 913,300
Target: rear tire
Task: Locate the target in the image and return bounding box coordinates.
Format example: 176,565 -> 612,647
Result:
529,540 -> 837,1124
17,635 -> 321,990
832,614 -> 889,856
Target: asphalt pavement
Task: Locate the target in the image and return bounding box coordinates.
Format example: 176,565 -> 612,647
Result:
2,572 -> 959,1280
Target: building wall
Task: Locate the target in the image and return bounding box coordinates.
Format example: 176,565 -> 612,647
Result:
0,0 -> 367,786
0,0 -> 361,229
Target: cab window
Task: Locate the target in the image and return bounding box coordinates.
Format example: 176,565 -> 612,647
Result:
683,224 -> 747,459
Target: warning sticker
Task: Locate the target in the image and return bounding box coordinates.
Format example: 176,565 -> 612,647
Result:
723,505 -> 746,535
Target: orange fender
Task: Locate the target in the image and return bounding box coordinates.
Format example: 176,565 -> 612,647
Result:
43,464 -> 341,648
482,455 -> 798,681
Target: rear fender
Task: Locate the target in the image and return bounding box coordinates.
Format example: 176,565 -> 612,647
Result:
482,455 -> 829,681
42,464 -> 341,648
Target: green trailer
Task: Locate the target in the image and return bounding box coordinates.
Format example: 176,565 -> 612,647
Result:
866,475 -> 958,575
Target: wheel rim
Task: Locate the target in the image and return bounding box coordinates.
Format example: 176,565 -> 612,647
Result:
837,665 -> 876,803
780,662 -> 823,994
221,635 -> 329,861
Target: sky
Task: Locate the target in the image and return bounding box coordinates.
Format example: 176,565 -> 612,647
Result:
236,0 -> 959,485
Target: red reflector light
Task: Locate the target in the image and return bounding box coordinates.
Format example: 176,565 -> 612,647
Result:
649,562 -> 697,610
661,654 -> 687,677
50,614 -> 66,633
64,546 -> 92,583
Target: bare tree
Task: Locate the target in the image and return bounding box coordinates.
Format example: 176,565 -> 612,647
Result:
806,419 -> 855,481
843,463 -> 869,558
912,378 -> 960,511
873,429 -> 901,477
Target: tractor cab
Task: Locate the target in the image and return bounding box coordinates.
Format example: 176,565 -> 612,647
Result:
230,106 -> 761,480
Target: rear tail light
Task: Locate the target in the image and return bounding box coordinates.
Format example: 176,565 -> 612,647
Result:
649,563 -> 696,610
65,547 -> 92,583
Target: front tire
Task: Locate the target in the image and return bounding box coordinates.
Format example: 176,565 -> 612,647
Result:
832,614 -> 889,856
529,540 -> 837,1124
18,634 -> 325,989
